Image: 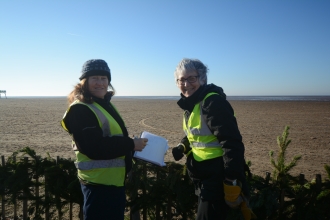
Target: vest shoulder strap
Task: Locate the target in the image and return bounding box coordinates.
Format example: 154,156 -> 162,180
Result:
72,101 -> 110,137
202,92 -> 219,105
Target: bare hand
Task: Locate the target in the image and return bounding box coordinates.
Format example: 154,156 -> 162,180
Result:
133,138 -> 148,151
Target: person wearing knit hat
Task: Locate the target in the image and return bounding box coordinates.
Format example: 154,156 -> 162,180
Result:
61,59 -> 148,220
79,59 -> 111,83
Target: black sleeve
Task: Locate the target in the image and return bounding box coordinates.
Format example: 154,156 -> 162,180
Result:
63,104 -> 135,160
202,95 -> 245,180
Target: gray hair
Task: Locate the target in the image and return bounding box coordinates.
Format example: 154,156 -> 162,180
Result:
174,58 -> 208,85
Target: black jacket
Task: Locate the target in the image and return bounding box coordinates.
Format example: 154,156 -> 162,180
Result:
63,96 -> 135,173
177,84 -> 245,180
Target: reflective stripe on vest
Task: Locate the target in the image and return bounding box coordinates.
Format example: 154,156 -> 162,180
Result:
183,92 -> 224,161
61,100 -> 126,186
75,158 -> 125,170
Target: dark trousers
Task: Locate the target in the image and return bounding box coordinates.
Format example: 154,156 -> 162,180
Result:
196,197 -> 228,220
80,183 -> 126,220
186,155 -> 229,220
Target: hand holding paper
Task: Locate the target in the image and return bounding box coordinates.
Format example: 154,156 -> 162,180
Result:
133,138 -> 148,151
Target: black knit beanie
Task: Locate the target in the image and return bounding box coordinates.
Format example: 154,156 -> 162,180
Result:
79,59 -> 111,83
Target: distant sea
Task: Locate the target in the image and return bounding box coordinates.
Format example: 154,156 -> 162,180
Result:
5,96 -> 330,101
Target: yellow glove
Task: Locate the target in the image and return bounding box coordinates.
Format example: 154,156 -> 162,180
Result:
240,196 -> 257,220
223,182 -> 243,208
224,181 -> 257,219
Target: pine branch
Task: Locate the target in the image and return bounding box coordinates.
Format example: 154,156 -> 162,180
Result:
269,126 -> 302,186
324,164 -> 330,179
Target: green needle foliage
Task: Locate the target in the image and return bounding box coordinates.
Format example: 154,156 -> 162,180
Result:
1,127 -> 330,219
125,161 -> 197,219
0,147 -> 83,219
269,126 -> 302,188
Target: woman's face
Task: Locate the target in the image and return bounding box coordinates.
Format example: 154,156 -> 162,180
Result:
87,75 -> 108,99
176,71 -> 201,97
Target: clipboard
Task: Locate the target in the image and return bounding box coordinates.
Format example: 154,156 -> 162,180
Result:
133,131 -> 169,166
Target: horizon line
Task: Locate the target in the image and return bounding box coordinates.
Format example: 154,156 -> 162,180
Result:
3,95 -> 330,97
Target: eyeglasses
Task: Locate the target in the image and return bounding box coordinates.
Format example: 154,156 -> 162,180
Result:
176,75 -> 199,85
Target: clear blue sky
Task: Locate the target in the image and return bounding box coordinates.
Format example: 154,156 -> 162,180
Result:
1,0 -> 329,96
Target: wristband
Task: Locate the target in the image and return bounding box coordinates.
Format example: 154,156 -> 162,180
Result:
177,143 -> 186,153
224,179 -> 237,186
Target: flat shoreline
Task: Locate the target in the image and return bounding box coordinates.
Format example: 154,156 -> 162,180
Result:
0,98 -> 329,181
4,95 -> 330,102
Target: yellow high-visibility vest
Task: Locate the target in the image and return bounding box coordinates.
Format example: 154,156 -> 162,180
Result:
61,100 -> 126,186
183,92 -> 224,161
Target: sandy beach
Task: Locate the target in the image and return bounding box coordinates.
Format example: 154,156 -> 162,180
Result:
0,97 -> 329,181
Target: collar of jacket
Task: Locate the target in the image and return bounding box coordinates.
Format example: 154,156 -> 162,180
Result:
177,85 -> 204,112
177,84 -> 227,112
91,93 -> 112,105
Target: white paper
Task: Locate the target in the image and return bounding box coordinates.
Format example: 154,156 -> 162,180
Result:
133,131 -> 169,166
